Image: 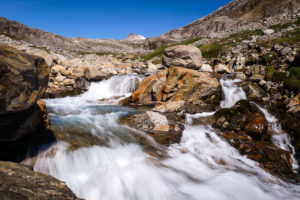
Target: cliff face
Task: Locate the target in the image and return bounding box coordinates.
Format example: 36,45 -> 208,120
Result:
159,0 -> 300,40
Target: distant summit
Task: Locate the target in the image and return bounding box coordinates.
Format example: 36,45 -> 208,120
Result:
123,33 -> 146,41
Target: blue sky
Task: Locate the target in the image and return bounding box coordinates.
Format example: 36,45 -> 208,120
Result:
0,0 -> 231,39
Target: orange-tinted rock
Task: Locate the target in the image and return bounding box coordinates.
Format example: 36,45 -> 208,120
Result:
129,67 -> 221,112
37,99 -> 50,128
245,112 -> 268,140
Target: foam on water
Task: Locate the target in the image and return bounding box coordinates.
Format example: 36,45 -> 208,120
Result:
34,118 -> 300,200
45,74 -> 140,107
31,75 -> 300,200
256,104 -> 299,172
220,78 -> 247,108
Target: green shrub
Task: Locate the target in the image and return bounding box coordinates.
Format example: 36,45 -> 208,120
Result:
294,17 -> 300,26
285,79 -> 300,93
141,45 -> 167,61
274,28 -> 300,44
263,52 -> 277,65
269,23 -> 291,31
289,67 -> 300,80
152,59 -> 162,65
179,37 -> 203,45
141,37 -> 203,61
200,43 -> 223,58
272,71 -> 286,82
265,66 -> 275,81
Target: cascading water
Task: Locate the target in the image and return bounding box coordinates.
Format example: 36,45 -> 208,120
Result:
256,104 -> 299,172
220,78 -> 247,108
28,75 -> 300,200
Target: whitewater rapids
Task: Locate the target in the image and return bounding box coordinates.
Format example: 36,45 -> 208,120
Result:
29,75 -> 300,200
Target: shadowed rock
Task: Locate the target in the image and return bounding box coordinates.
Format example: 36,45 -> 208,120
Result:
0,161 -> 80,199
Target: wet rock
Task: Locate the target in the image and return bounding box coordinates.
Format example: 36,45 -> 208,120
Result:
214,100 -> 297,180
221,131 -> 296,180
0,161 -> 80,199
162,45 -> 202,70
36,99 -> 50,128
128,66 -> 221,113
0,101 -> 49,142
153,101 -> 185,113
213,100 -> 268,140
119,111 -> 184,145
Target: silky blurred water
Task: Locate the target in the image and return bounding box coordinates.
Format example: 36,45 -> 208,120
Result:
30,75 -> 300,200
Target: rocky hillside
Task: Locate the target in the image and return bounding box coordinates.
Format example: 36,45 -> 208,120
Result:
0,17 -> 147,55
159,0 -> 300,40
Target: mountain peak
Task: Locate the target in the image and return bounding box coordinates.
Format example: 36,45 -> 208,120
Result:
123,33 -> 146,41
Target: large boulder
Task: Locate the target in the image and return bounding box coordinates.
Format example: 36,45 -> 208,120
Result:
127,66 -> 221,113
0,44 -> 49,114
162,45 -> 202,69
0,44 -> 50,142
119,111 -> 184,145
0,161 -> 80,199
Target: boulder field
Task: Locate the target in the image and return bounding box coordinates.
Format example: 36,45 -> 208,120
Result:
119,44 -> 300,181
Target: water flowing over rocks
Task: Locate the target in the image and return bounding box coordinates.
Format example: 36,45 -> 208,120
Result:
125,65 -> 221,113
1,0 -> 300,199
213,100 -> 297,180
0,44 -> 80,199
119,111 -> 184,145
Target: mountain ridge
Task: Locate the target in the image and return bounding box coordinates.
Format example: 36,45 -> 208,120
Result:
159,0 -> 300,40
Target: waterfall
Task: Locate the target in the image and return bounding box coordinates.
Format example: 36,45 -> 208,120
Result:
220,78 -> 247,108
45,74 -> 140,107
28,75 -> 300,200
256,104 -> 299,172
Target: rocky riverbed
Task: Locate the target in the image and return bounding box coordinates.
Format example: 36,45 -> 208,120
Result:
1,1 -> 300,199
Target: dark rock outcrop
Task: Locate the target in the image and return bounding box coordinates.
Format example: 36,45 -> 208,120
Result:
213,100 -> 268,140
0,161 -> 80,199
0,44 -> 49,114
213,100 -> 297,180
0,44 -> 50,142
